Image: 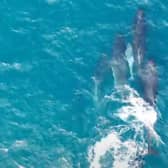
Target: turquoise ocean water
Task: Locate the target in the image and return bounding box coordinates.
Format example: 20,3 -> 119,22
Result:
0,0 -> 168,167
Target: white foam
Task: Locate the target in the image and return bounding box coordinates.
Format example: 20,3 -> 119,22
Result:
0,148 -> 9,153
108,86 -> 161,141
88,131 -> 120,168
0,62 -> 21,71
12,140 -> 28,148
0,62 -> 31,72
88,85 -> 162,168
88,130 -> 147,168
55,147 -> 73,168
14,161 -> 25,168
56,157 -> 73,168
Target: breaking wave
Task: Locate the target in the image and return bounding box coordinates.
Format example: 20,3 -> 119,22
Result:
88,85 -> 162,168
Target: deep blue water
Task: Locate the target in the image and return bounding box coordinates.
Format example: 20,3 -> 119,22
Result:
0,0 -> 168,167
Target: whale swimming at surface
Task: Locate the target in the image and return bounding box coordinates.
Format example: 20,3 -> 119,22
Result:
93,8 -> 160,167
132,9 -> 158,106
94,54 -> 109,84
132,9 -> 157,107
94,9 -> 158,107
133,9 -> 146,69
111,34 -> 130,87
139,60 -> 158,106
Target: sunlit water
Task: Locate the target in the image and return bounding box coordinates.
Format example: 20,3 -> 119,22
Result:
0,0 -> 168,167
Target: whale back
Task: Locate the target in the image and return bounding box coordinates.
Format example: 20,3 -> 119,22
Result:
133,9 -> 146,68
111,34 -> 130,86
140,60 -> 157,106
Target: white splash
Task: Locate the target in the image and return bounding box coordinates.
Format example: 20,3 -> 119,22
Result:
14,161 -> 26,168
0,62 -> 32,72
107,85 -> 162,142
111,66 -> 117,87
88,85 -> 162,168
0,62 -> 21,71
92,76 -> 100,104
12,140 -> 28,148
125,43 -> 134,80
0,148 -> 9,153
88,130 -> 147,168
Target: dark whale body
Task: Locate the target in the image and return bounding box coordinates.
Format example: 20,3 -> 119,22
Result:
133,10 -> 157,106
140,60 -> 157,106
111,34 -> 130,86
94,54 -> 110,83
133,9 -> 146,69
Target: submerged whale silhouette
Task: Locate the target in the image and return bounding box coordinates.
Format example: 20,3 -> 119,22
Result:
94,54 -> 110,84
133,9 -> 146,69
140,60 -> 158,106
93,8 -> 160,167
133,9 -> 159,157
111,34 -> 130,86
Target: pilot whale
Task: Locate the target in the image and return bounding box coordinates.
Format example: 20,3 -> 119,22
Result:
139,60 -> 157,106
133,9 -> 146,69
93,54 -> 110,103
111,34 -> 130,86
94,54 -> 110,84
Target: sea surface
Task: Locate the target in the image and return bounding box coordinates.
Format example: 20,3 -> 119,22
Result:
0,0 -> 168,168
